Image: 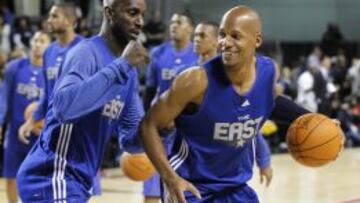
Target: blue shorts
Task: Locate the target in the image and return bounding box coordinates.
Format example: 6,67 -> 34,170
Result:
3,128 -> 36,178
162,184 -> 259,203
3,147 -> 28,178
17,144 -> 92,202
143,172 -> 161,197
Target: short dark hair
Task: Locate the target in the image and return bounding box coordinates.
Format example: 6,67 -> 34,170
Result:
198,21 -> 219,36
173,11 -> 195,27
53,2 -> 77,21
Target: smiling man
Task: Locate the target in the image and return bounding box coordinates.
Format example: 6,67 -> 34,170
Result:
16,0 -> 148,202
139,5 -> 313,203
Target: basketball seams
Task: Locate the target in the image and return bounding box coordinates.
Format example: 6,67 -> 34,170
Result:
291,132 -> 340,153
287,113 -> 343,167
296,116 -> 328,146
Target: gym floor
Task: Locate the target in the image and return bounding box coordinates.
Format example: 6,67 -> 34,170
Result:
2,148 -> 359,203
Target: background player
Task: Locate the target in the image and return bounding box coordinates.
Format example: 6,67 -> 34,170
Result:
140,6 -> 314,203
144,12 -> 198,110
143,12 -> 198,203
16,0 -> 148,202
0,31 -> 50,203
15,2 -> 109,196
18,2 -> 82,144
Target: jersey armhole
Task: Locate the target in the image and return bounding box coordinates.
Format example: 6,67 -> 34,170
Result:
177,67 -> 210,119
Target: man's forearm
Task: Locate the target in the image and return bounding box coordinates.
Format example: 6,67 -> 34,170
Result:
140,119 -> 177,179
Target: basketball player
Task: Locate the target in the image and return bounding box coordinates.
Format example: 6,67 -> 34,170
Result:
143,12 -> 198,203
15,3 -> 109,196
193,21 -> 273,187
140,6 -> 312,202
141,21 -> 273,203
144,13 -> 198,110
18,2 -> 82,145
0,31 -> 50,203
16,0 -> 148,202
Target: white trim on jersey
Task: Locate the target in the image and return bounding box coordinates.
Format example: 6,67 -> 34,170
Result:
252,136 -> 256,163
52,124 -> 73,201
162,139 -> 189,203
169,139 -> 189,170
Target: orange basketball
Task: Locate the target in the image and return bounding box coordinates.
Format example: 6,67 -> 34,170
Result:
286,113 -> 344,167
120,152 -> 156,181
24,102 -> 44,135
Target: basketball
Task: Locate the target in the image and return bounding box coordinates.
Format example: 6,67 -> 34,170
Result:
24,102 -> 44,136
120,152 -> 156,181
286,113 -> 344,167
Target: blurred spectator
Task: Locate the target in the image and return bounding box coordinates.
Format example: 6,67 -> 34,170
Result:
314,55 -> 336,115
347,57 -> 360,99
11,16 -> 33,50
8,47 -> 25,61
296,67 -> 317,112
321,23 -> 344,56
331,50 -> 348,100
307,45 -> 321,70
280,66 -> 297,99
0,14 -> 11,55
0,3 -> 14,24
143,10 -> 166,48
76,17 -> 92,38
0,52 -> 6,81
39,18 -> 51,34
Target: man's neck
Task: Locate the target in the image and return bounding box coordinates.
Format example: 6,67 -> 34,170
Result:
99,29 -> 124,57
198,49 -> 217,64
30,54 -> 42,67
225,57 -> 257,91
57,29 -> 76,47
173,38 -> 190,51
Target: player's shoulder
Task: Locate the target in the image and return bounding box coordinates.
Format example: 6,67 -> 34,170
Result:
5,57 -> 28,72
149,41 -> 171,57
65,37 -> 97,59
173,65 -> 208,91
257,54 -> 276,68
257,54 -> 275,65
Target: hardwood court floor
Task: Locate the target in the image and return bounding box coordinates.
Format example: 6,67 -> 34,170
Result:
1,148 -> 359,203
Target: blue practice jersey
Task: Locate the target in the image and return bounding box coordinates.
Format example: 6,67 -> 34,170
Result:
170,55 -> 276,195
0,58 -> 44,151
32,35 -> 83,121
146,41 -> 198,99
17,35 -> 144,201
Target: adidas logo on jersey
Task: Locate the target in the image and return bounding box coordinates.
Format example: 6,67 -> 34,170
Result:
241,99 -> 250,107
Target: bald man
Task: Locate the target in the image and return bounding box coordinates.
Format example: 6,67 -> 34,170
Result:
140,6 -> 315,203
16,0 -> 148,202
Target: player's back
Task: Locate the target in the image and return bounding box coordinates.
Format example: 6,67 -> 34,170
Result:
17,35 -> 139,201
170,55 -> 276,196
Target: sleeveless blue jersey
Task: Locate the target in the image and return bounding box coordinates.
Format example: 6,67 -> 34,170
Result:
146,41 -> 198,99
17,36 -> 144,201
170,55 -> 276,195
0,58 -> 44,151
32,35 -> 83,121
